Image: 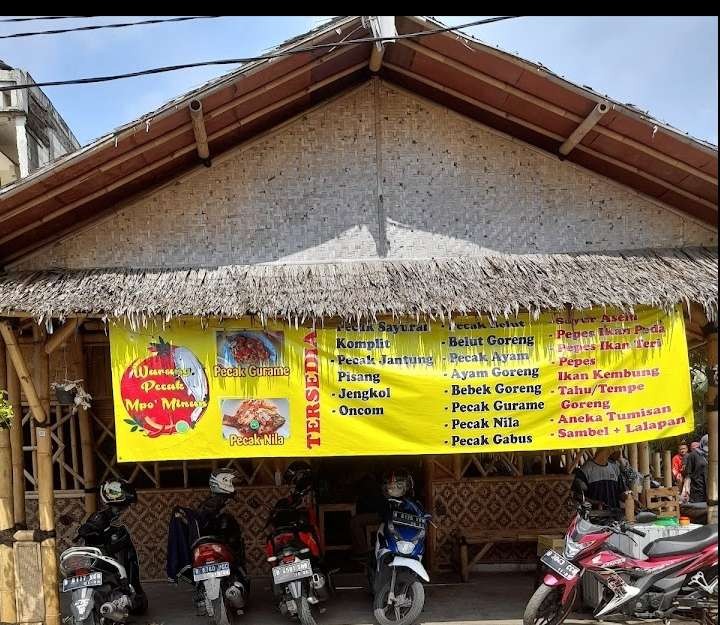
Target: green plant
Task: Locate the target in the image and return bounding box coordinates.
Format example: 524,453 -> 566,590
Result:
0,389 -> 13,430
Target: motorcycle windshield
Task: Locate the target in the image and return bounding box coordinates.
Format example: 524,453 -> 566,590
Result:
571,517 -> 610,541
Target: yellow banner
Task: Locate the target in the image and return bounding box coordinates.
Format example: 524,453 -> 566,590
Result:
110,306 -> 693,461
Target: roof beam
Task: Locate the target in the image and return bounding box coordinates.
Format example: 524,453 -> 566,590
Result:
0,16 -> 362,201
400,39 -> 718,187
0,45 -> 357,226
384,63 -> 717,213
189,99 -> 211,166
3,83 -> 371,268
0,61 -> 368,248
559,101 -> 610,156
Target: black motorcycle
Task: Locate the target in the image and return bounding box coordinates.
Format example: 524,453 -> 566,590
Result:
59,493 -> 147,624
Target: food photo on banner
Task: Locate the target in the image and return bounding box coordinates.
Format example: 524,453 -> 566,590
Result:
109,306 -> 694,462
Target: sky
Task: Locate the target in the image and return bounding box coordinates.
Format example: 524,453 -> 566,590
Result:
0,15 -> 717,147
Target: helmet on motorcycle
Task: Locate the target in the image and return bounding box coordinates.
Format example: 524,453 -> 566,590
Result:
99,479 -> 137,506
382,469 -> 413,498
209,468 -> 238,495
283,461 -> 313,495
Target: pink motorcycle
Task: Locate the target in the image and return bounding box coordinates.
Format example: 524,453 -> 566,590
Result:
525,497 -> 718,625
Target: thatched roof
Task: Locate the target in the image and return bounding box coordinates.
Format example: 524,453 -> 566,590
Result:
0,248 -> 716,324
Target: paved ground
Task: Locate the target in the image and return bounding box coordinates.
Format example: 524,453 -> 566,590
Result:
61,572 -> 600,625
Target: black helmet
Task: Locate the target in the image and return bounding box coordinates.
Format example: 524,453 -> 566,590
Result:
284,461 -> 313,494
99,479 -> 137,506
382,469 -> 413,499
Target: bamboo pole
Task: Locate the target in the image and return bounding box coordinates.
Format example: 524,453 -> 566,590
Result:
6,347 -> 24,526
705,323 -> 718,524
0,321 -> 59,625
0,336 -> 18,624
35,329 -> 61,625
423,456 -> 436,574
189,100 -> 210,162
652,452 -> 662,483
639,442 -> 651,504
69,335 -> 97,513
663,450 -> 673,488
44,317 -> 84,355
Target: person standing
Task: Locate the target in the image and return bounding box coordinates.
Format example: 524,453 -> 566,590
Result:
672,442 -> 689,486
681,439 -> 708,503
575,447 -> 629,511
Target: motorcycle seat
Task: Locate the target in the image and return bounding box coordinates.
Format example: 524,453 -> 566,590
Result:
643,523 -> 717,557
190,535 -> 222,550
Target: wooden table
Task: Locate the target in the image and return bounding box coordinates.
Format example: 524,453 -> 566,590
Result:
458,527 -> 567,582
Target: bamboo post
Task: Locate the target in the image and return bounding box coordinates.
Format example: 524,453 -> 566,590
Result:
0,321 -> 60,625
663,450 -> 673,488
452,454 -> 462,480
423,456 -> 436,574
0,336 -> 18,624
35,329 -> 61,625
628,444 -> 640,495
69,334 -> 97,513
652,452 -> 661,483
639,442 -> 651,504
704,322 -> 718,524
6,348 -> 24,526
624,492 -> 635,522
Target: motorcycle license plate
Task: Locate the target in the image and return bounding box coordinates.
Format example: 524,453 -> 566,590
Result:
272,559 -> 312,584
392,511 -> 425,529
61,572 -> 102,592
193,562 -> 230,581
541,550 -> 580,580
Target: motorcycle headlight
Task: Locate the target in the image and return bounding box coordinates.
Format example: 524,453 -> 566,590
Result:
396,541 -> 415,555
563,538 -> 584,560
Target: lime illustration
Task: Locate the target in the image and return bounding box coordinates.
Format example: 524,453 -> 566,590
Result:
175,421 -> 190,433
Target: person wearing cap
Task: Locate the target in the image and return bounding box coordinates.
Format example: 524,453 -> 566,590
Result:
681,438 -> 708,504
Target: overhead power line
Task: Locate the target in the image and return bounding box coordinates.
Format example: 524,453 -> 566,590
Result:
0,16 -> 520,92
0,15 -> 223,39
0,16 -> 97,23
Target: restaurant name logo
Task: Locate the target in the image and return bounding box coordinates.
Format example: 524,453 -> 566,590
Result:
119,337 -> 209,437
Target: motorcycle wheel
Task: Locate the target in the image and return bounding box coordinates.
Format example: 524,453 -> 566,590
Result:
523,583 -> 576,625
700,567 -> 718,625
297,596 -> 317,625
209,596 -> 232,625
131,591 -> 148,615
372,571 -> 424,625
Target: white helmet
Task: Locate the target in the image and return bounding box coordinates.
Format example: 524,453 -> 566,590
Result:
210,469 -> 237,495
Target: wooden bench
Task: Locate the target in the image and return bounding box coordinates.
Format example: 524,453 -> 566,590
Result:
458,527 -> 568,582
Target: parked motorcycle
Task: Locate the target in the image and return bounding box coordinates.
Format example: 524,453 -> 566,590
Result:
265,461 -> 331,625
59,479 -> 147,625
190,469 -> 250,625
368,470 -> 430,625
525,481 -> 718,625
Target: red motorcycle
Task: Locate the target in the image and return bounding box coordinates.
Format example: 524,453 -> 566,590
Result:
525,491 -> 718,625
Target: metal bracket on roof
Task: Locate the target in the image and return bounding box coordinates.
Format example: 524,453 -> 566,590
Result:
364,16 -> 397,72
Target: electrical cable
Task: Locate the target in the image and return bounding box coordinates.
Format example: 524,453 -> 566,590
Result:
0,16 -> 520,92
0,15 -> 223,39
